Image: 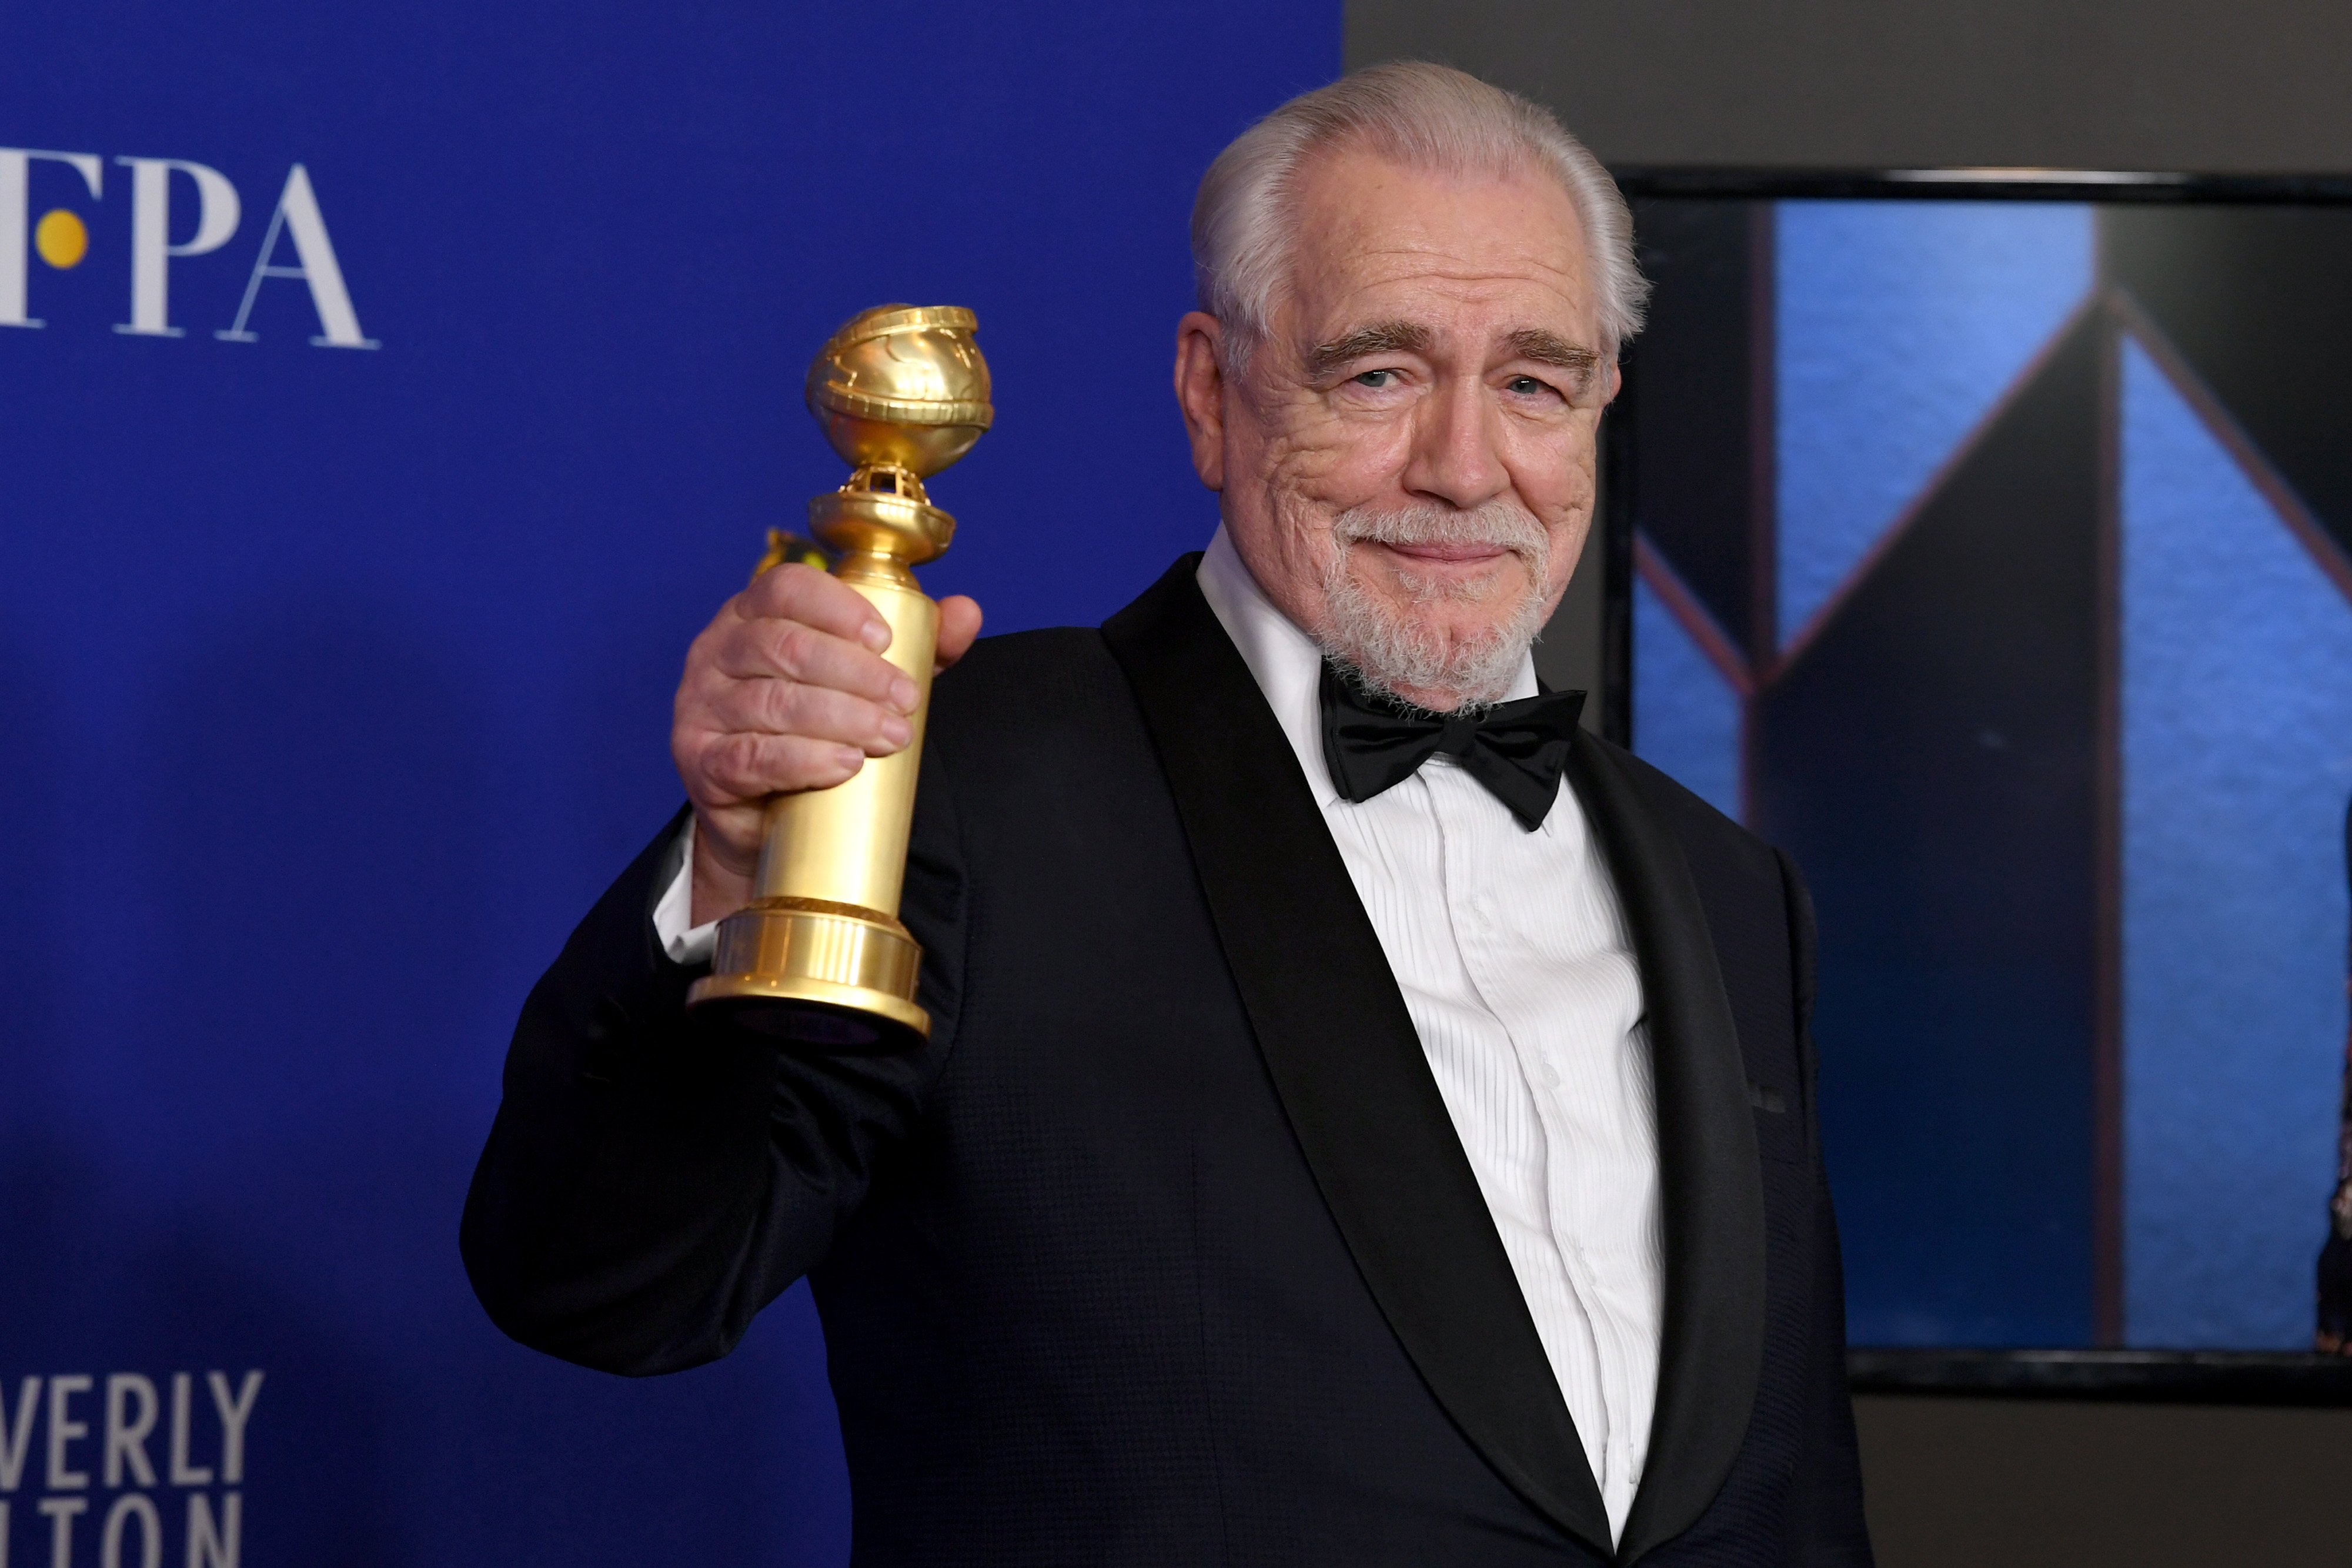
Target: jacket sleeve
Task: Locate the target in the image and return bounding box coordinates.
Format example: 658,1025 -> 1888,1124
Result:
460,767 -> 967,1376
1776,848 -> 1877,1566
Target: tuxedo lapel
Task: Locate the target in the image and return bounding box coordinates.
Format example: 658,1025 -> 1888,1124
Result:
1567,735 -> 1767,1564
1102,557 -> 1613,1555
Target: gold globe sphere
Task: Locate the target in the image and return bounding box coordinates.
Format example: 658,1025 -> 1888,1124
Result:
806,304 -> 993,480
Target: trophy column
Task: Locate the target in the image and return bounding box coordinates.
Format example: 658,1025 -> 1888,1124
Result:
687,305 -> 990,1049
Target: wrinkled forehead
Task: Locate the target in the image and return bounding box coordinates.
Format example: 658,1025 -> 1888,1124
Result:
1281,149 -> 1598,341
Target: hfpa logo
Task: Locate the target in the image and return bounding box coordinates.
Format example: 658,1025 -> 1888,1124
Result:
0,148 -> 376,348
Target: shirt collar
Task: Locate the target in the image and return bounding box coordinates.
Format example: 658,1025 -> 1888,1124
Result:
1192,523 -> 1539,808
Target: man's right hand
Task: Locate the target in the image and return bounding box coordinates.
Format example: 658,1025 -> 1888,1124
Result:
672,562 -> 984,928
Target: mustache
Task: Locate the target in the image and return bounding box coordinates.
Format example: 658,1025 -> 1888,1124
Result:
1329,499 -> 1550,556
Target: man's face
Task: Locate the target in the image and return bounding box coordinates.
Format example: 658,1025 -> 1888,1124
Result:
1175,149 -> 1618,711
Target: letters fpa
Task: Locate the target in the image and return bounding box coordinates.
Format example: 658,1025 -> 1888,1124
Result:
0,149 -> 375,348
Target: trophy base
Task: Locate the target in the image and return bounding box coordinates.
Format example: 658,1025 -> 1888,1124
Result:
687,896 -> 930,1052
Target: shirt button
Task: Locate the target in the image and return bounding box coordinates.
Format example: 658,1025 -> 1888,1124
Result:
1541,1062 -> 1561,1089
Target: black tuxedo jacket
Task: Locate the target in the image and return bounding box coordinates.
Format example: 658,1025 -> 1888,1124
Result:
463,559 -> 1873,1566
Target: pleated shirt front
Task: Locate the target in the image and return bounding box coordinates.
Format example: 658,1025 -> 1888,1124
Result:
1197,527 -> 1663,1545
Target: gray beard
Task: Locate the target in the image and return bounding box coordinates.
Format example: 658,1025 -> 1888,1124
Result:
1311,498 -> 1553,711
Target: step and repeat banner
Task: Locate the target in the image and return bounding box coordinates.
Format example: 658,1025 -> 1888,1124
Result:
0,5 -> 1335,1562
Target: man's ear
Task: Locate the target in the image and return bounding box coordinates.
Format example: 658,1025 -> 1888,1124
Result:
1172,311 -> 1227,492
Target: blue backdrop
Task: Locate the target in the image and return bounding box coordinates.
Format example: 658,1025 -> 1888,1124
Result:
0,5 -> 1336,1562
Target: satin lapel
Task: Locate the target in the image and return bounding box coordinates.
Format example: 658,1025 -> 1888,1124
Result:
1103,558 -> 1613,1554
1567,735 -> 1767,1564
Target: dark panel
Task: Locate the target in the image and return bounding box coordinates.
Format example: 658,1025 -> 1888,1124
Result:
1348,0 -> 2352,173
1853,1396 -> 2352,1568
1626,198 -> 1768,657
1596,375 -> 1636,744
1756,317 -> 2103,1345
2104,205 -> 2352,559
1849,1348 -> 2352,1406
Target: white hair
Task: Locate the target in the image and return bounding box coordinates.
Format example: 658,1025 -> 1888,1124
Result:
1191,61 -> 1647,370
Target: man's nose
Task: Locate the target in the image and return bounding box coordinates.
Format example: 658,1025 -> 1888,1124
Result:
1400,375 -> 1510,510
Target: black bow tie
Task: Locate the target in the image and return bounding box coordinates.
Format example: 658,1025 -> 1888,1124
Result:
1318,662 -> 1585,831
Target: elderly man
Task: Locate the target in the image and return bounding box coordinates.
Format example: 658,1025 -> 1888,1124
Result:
463,62 -> 1873,1566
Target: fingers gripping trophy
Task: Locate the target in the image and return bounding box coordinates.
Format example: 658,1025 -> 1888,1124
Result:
688,305 -> 990,1048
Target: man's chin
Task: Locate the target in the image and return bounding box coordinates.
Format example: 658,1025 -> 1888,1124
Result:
1358,546 -> 1531,603
1317,538 -> 1552,707
1325,604 -> 1541,709
1355,594 -> 1529,648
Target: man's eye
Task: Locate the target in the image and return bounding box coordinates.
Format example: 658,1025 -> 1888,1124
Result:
1352,369 -> 1396,389
1507,375 -> 1553,396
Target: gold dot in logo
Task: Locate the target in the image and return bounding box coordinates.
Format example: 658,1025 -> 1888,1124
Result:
35,208 -> 88,269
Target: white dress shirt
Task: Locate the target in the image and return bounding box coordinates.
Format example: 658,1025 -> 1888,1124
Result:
653,526 -> 1662,1540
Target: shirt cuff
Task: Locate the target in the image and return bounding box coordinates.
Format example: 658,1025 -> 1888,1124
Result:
652,815 -> 722,967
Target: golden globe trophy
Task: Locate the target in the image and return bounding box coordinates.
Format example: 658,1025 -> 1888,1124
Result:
687,305 -> 991,1048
